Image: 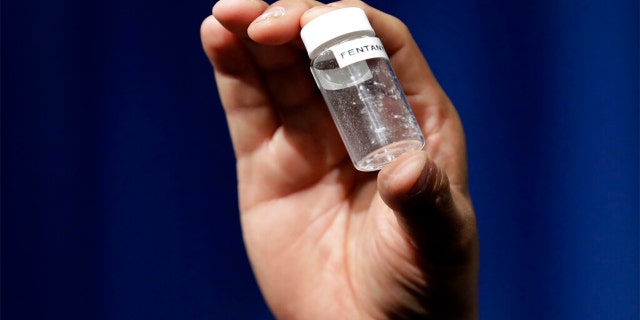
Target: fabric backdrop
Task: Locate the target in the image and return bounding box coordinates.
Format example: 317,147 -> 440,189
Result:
3,0 -> 638,319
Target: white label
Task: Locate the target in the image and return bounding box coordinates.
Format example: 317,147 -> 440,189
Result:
331,37 -> 389,68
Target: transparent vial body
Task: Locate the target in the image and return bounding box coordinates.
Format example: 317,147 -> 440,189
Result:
310,36 -> 425,171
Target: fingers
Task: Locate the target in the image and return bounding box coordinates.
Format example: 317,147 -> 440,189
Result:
201,15 -> 279,156
377,151 -> 477,268
247,0 -> 320,46
210,0 -> 310,73
211,0 -> 268,37
202,0 -> 468,187
201,0 -> 322,157
202,0 -> 346,171
210,0 -> 442,98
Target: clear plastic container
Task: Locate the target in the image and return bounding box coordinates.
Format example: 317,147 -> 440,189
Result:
301,8 -> 424,171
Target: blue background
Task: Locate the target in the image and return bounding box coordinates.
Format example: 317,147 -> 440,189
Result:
2,0 -> 638,319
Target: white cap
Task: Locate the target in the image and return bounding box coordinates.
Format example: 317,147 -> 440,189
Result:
300,7 -> 375,58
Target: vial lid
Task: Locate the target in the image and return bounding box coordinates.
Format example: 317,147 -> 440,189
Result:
300,7 -> 375,58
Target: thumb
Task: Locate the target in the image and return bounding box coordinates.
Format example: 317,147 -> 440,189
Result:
378,151 -> 475,267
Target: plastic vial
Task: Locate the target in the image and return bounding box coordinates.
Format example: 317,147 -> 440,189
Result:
300,7 -> 425,171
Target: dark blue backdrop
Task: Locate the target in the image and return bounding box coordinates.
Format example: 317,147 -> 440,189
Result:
2,0 -> 638,319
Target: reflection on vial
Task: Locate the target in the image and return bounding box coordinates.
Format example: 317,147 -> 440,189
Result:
312,56 -> 424,171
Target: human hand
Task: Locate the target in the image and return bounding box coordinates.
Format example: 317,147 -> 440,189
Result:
201,0 -> 478,318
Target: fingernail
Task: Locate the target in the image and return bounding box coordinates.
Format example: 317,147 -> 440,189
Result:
253,6 -> 286,24
398,152 -> 430,197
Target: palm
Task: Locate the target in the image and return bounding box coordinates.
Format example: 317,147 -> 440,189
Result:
202,1 -> 477,318
236,86 -> 408,317
245,174 -> 415,316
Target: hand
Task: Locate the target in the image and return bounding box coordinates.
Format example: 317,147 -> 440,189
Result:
201,0 -> 478,318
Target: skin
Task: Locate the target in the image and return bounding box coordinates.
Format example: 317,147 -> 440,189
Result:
200,0 -> 478,318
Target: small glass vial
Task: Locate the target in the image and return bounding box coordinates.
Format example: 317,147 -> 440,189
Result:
301,7 -> 425,171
